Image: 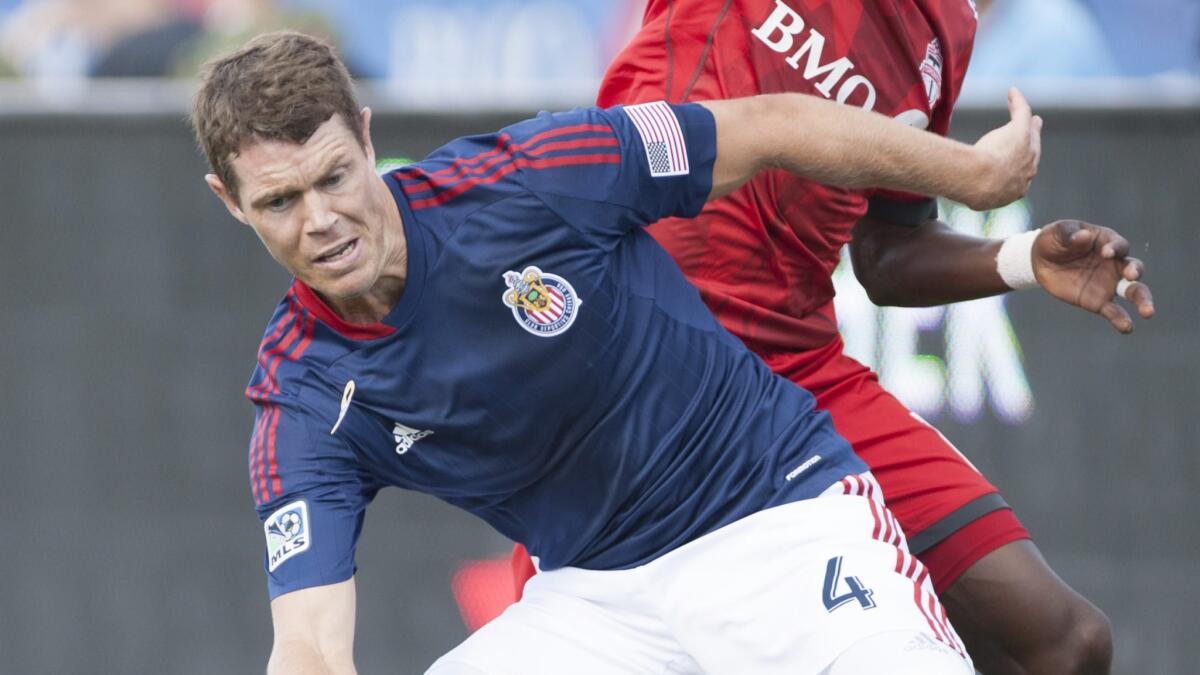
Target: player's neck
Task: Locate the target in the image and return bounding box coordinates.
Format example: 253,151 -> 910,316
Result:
321,183 -> 409,325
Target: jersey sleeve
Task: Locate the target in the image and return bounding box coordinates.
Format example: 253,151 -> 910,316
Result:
248,397 -> 376,600
510,101 -> 718,239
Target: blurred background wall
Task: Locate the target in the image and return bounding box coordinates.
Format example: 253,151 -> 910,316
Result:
0,1 -> 1197,674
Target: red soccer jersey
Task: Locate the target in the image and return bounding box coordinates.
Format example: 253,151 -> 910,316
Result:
598,0 -> 978,354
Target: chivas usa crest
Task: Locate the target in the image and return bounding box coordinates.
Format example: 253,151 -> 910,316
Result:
501,265 -> 582,337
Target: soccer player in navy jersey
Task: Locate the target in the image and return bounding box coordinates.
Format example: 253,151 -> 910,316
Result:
193,31 -> 1044,674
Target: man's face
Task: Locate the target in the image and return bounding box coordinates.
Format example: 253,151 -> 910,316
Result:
207,111 -> 398,303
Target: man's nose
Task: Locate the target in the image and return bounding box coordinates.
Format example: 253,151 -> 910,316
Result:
301,189 -> 337,233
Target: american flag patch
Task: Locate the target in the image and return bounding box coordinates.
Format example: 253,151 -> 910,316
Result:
623,101 -> 690,177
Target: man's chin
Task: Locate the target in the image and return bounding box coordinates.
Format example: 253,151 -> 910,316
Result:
301,273 -> 371,305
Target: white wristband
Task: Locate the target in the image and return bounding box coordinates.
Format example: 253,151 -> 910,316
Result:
996,229 -> 1041,290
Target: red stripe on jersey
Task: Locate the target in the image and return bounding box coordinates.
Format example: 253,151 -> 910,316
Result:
292,280 -> 396,341
406,154 -> 621,210
257,405 -> 275,503
254,316 -> 303,397
249,411 -> 265,504
247,300 -> 297,398
267,310 -> 314,497
396,133 -> 618,199
529,137 -> 620,156
265,403 -> 283,498
403,134 -> 514,182
398,124 -> 615,183
248,293 -> 304,398
395,126 -> 614,193
256,302 -> 295,358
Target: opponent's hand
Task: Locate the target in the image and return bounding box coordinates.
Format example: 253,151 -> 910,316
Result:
1032,219 -> 1155,334
967,88 -> 1042,211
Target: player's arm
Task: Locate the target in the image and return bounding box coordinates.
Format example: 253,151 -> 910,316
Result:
698,88 -> 1040,211
850,216 -> 1155,333
267,578 -> 358,675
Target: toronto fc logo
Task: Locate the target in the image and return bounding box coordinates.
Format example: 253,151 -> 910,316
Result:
920,39 -> 944,110
501,266 -> 582,337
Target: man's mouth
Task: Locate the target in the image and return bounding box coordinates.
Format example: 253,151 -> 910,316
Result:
316,239 -> 358,264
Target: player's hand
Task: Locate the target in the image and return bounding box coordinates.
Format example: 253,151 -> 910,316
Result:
967,88 -> 1042,211
1032,219 -> 1155,334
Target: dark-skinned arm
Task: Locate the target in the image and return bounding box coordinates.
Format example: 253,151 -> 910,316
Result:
850,216 -> 1007,307
850,216 -> 1155,333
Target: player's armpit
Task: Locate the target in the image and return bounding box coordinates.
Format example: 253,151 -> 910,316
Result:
268,577 -> 358,675
697,90 -> 1039,210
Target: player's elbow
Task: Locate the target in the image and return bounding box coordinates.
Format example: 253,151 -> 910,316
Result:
857,272 -> 903,306
751,94 -> 811,172
268,637 -> 356,675
848,237 -> 902,306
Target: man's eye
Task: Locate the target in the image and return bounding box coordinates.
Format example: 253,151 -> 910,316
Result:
267,196 -> 289,211
323,173 -> 344,188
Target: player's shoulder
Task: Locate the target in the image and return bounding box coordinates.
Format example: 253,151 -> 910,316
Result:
387,107 -> 626,214
245,281 -> 359,405
245,284 -> 369,508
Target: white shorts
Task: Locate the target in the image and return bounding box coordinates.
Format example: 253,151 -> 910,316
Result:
428,473 -> 972,675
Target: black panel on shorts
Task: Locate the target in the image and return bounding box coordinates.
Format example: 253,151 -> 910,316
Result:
907,492 -> 1012,555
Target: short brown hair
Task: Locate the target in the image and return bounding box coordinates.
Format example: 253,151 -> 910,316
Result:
191,31 -> 363,201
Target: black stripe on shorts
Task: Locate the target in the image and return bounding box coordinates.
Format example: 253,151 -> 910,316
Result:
907,492 -> 1013,555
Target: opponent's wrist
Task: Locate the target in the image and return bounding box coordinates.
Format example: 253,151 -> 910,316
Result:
995,228 -> 1042,290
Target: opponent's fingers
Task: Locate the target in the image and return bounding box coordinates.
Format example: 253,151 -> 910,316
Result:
1067,225 -> 1095,248
1099,231 -> 1130,259
1118,279 -> 1155,318
1121,256 -> 1145,281
1099,300 -> 1134,334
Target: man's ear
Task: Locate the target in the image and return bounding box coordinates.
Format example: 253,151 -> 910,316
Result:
360,107 -> 376,166
205,173 -> 250,225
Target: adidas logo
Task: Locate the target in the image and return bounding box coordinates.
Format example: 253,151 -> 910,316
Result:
393,422 -> 433,455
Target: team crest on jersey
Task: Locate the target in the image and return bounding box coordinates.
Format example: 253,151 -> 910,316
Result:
265,500 -> 310,572
920,39 -> 944,110
501,266 -> 582,337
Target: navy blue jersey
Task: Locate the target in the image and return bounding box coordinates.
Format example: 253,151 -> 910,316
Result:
247,102 -> 867,599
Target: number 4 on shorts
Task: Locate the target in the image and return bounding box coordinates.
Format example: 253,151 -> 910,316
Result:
822,556 -> 877,612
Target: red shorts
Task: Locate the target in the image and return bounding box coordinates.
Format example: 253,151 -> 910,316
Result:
512,338 -> 1029,599
763,337 -> 1030,594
